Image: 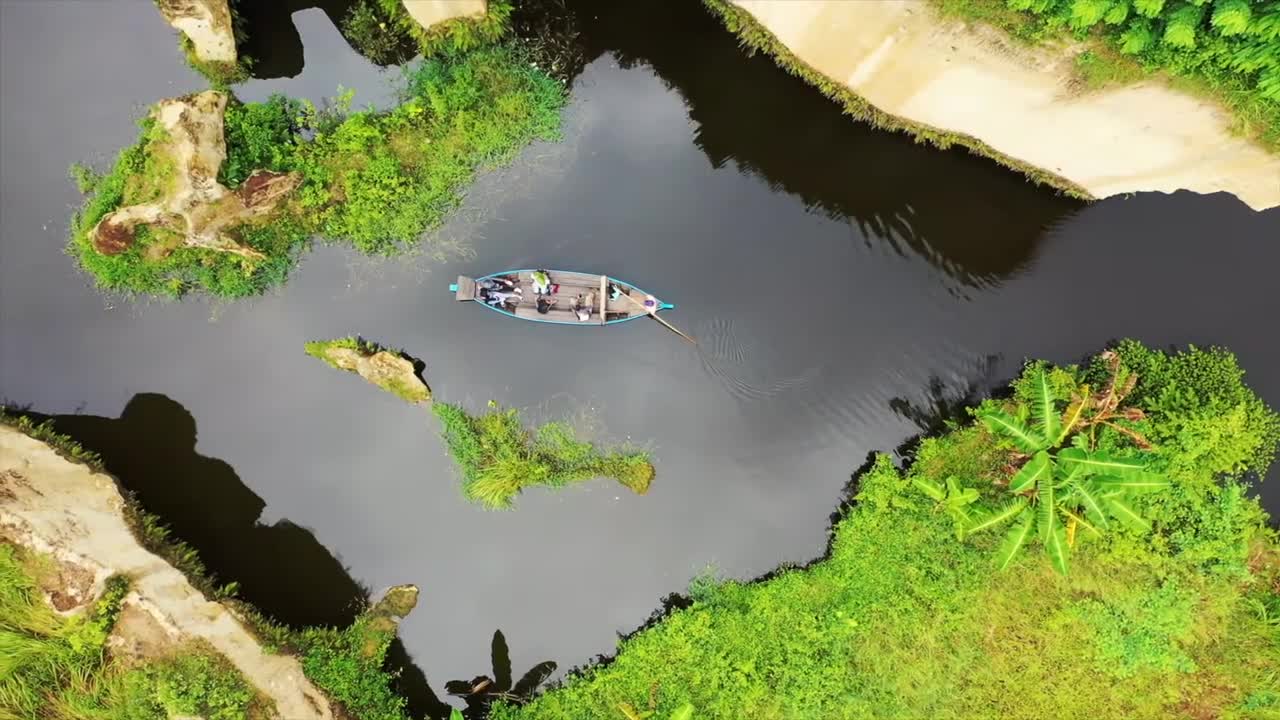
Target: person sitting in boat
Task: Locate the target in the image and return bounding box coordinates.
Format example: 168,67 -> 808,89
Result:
571,294 -> 591,322
536,296 -> 557,315
531,269 -> 552,296
479,276 -> 519,293
485,290 -> 520,309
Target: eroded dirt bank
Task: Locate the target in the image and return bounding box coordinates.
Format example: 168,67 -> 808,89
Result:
0,425 -> 334,720
729,0 -> 1280,210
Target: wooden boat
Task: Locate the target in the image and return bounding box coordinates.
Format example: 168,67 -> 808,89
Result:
450,269 -> 675,326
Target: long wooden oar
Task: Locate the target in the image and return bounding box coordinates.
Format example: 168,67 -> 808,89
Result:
617,289 -> 696,344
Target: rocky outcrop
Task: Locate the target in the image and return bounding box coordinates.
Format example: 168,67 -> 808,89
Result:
156,0 -> 238,65
401,0 -> 488,32
725,0 -> 1280,211
89,91 -> 300,259
0,426 -> 334,720
306,339 -> 433,405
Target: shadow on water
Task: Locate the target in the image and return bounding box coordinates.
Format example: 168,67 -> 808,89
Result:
236,0 -> 417,79
562,0 -> 1081,288
18,393 -> 471,719
444,630 -> 557,720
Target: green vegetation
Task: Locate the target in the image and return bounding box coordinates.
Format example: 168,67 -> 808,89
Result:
433,401 -> 655,509
493,342 -> 1280,719
921,355 -> 1171,575
304,336 -> 431,404
0,544 -> 264,719
343,0 -> 514,61
68,44 -> 565,298
700,0 -> 1094,198
928,0 -> 1280,150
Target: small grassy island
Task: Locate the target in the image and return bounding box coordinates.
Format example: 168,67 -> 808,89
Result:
494,341 -> 1280,720
433,401 -> 655,509
69,45 -> 564,298
305,336 -> 432,404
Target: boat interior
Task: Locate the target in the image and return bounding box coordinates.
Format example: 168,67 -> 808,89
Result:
455,271 -> 657,324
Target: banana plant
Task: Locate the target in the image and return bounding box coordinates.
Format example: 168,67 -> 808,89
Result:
915,365 -> 1168,575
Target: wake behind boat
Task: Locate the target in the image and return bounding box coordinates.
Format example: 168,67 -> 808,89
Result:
450,269 -> 676,326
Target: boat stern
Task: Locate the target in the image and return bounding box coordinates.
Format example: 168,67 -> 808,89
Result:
452,275 -> 476,301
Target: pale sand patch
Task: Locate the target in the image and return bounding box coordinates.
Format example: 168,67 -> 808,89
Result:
402,0 -> 488,30
0,427 -> 334,720
733,0 -> 1280,210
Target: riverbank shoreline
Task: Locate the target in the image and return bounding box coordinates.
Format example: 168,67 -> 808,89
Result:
0,415 -> 427,719
707,0 -> 1280,210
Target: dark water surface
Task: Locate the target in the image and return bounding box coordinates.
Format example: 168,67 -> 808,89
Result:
2,0 -> 1278,711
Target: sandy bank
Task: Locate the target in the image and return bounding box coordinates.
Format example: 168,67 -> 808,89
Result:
727,0 -> 1280,210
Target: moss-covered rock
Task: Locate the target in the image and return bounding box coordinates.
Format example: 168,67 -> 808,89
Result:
305,337 -> 431,405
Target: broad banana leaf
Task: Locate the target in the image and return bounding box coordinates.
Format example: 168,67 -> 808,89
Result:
966,499 -> 1029,535
1105,496 -> 1152,532
670,704 -> 695,720
1009,451 -> 1051,493
1038,473 -> 1057,542
994,509 -> 1035,571
1057,448 -> 1147,478
1095,473 -> 1169,493
912,477 -> 945,502
978,408 -> 1047,453
1044,525 -> 1070,575
944,476 -> 979,508
1069,479 -> 1110,529
1055,389 -> 1090,446
1030,368 -> 1062,446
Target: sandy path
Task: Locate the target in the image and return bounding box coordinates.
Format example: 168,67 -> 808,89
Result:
732,0 -> 1280,210
0,427 -> 334,720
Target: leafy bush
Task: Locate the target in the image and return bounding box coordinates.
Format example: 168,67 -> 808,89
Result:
295,617 -> 410,720
433,401 -> 654,509
341,0 -> 415,65
493,343 -> 1280,719
68,45 -> 566,298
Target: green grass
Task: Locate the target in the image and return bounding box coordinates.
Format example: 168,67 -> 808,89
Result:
493,342 -> 1280,720
292,616 -> 410,720
0,544 -> 264,720
926,0 -> 1280,152
433,401 -> 655,510
68,44 -> 566,298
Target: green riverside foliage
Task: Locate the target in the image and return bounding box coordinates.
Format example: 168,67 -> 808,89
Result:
0,544 -> 261,719
493,343 -> 1280,720
293,616 -> 411,720
432,401 -> 655,509
68,44 -> 565,298
918,359 -> 1172,575
929,0 -> 1280,150
700,0 -> 1095,198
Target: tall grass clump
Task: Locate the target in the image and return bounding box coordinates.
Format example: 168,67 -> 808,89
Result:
67,44 -> 565,298
432,401 -> 654,509
493,342 -> 1280,719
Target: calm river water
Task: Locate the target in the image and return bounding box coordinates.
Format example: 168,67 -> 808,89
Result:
2,0 -> 1277,712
